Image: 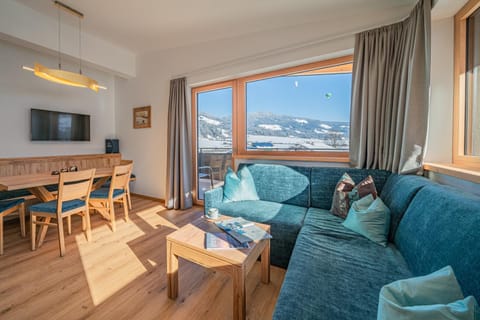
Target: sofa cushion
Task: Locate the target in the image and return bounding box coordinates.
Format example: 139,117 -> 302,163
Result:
394,184 -> 480,300
342,194 -> 390,247
330,172 -> 355,218
223,167 -> 259,202
378,266 -> 479,320
380,174 -> 432,241
273,208 -> 411,320
216,200 -> 307,268
311,167 -> 391,209
238,164 -> 311,207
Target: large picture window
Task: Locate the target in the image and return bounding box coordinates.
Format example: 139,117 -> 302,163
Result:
192,56 -> 352,202
244,68 -> 351,152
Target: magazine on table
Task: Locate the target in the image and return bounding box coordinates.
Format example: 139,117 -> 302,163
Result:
215,217 -> 272,244
205,232 -> 250,250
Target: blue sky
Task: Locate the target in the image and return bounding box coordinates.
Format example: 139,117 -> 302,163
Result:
197,73 -> 352,122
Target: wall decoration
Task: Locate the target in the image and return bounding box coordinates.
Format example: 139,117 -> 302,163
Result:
133,106 -> 151,129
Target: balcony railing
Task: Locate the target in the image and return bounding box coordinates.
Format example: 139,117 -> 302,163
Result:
197,148 -> 232,200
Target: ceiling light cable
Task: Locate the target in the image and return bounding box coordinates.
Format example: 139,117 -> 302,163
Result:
22,1 -> 106,92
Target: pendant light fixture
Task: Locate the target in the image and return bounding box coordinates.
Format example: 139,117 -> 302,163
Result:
22,1 -> 106,92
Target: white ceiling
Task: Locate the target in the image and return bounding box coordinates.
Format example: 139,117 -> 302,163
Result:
14,0 -> 468,55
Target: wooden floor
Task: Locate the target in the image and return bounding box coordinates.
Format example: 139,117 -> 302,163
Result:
0,196 -> 285,320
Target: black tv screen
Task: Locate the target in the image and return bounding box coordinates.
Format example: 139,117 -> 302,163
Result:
31,109 -> 90,141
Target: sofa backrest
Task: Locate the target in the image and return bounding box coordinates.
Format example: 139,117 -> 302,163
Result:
380,174 -> 433,241
310,168 -> 391,209
394,184 -> 480,300
238,164 -> 311,207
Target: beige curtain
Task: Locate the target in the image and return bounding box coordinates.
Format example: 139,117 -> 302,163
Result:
165,77 -> 193,209
350,0 -> 431,174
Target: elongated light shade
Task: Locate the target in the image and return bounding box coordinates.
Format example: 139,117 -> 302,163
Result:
22,63 -> 107,92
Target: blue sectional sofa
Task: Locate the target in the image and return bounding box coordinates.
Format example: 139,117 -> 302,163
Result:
205,164 -> 480,319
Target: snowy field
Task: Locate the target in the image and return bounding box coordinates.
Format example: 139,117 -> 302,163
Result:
198,135 -> 349,151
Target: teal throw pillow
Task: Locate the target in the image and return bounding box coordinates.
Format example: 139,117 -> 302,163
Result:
342,194 -> 390,246
378,266 -> 479,320
223,167 -> 260,202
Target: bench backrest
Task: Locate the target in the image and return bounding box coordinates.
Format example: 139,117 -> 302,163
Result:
0,154 -> 121,176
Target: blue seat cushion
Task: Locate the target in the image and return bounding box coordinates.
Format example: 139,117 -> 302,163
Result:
0,189 -> 31,201
90,188 -> 125,199
273,208 -> 411,320
0,198 -> 25,212
216,200 -> 308,268
30,199 -> 86,214
394,184 -> 480,301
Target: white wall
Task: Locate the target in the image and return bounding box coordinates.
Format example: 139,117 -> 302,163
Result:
115,30 -> 354,198
0,39 -> 116,157
116,8 -> 457,199
425,18 -> 454,163
0,0 -> 136,78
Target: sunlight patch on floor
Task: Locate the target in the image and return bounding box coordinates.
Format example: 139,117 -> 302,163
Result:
75,222 -> 147,305
135,205 -> 180,231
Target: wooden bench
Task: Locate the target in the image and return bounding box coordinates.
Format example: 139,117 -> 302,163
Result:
0,154 -> 132,214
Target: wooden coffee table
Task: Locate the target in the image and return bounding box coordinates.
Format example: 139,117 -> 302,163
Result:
166,216 -> 271,320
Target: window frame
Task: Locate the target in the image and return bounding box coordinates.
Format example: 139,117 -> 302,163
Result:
191,55 -> 353,203
236,55 -> 352,161
191,80 -> 235,204
453,0 -> 480,168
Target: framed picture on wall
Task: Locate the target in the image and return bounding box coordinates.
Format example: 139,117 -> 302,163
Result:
133,106 -> 151,129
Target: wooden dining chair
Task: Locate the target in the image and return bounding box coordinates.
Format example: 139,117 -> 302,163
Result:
120,160 -> 134,210
89,164 -> 132,232
0,199 -> 26,255
30,169 -> 95,257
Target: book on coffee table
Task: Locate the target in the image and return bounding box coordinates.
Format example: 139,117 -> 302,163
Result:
205,232 -> 250,250
215,217 -> 272,244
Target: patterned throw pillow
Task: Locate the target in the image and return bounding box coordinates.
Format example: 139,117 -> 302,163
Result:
349,175 -> 378,203
330,173 -> 378,219
330,173 -> 356,218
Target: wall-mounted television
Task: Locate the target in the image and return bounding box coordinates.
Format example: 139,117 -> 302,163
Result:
31,108 -> 90,141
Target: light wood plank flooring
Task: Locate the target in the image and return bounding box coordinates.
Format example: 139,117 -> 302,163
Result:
0,196 -> 285,320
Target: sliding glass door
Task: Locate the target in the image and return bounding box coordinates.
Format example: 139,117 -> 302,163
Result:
193,83 -> 233,201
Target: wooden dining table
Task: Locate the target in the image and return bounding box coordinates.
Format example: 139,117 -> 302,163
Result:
0,168 -> 114,247
0,167 -> 114,202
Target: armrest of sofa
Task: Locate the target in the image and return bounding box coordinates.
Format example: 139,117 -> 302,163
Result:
204,187 -> 224,214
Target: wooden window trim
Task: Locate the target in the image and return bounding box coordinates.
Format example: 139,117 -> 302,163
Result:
192,80 -> 235,205
191,56 -> 353,203
453,0 -> 480,169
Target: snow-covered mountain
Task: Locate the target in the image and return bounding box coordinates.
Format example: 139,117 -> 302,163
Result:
199,112 -> 348,138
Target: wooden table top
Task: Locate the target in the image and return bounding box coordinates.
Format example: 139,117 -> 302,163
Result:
0,168 -> 113,191
166,216 -> 270,266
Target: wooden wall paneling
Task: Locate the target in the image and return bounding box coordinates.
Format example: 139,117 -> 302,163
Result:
0,154 -> 122,177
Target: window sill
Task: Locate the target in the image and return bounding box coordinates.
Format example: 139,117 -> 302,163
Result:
423,162 -> 480,184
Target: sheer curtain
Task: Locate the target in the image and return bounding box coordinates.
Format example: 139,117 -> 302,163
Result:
165,77 -> 193,209
350,0 -> 431,174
